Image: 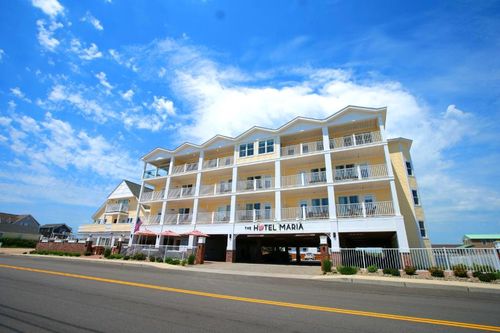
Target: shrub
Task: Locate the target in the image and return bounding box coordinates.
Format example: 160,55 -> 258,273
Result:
0,238 -> 37,248
382,268 -> 392,275
472,264 -> 494,273
155,257 -> 163,263
181,259 -> 187,266
29,250 -> 37,254
132,253 -> 146,261
164,257 -> 173,264
322,259 -> 332,273
452,264 -> 468,278
338,265 -> 358,275
382,268 -> 400,276
477,273 -> 497,283
171,259 -> 180,265
404,266 -> 417,275
187,254 -> 196,265
123,255 -> 130,260
367,265 -> 378,273
495,271 -> 500,280
104,248 -> 112,258
429,267 -> 444,277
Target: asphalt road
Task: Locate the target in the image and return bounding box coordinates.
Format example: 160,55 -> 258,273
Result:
0,255 -> 499,333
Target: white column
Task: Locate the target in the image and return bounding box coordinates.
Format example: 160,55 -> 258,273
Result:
274,160 -> 281,221
378,116 -> 401,215
396,218 -> 410,251
322,127 -> 336,219
130,163 -> 147,246
191,152 -> 204,225
188,235 -> 195,249
160,156 -> 175,225
229,165 -> 238,223
226,233 -> 234,251
155,235 -> 161,248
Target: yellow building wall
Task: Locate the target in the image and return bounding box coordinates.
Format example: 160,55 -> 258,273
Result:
281,162 -> 326,177
282,190 -> 329,207
197,198 -> 232,212
333,155 -> 386,167
334,187 -> 392,203
236,140 -> 279,164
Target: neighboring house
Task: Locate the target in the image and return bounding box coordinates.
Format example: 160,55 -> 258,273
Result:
431,244 -> 461,248
462,234 -> 500,248
78,180 -> 147,246
132,105 -> 432,263
39,224 -> 72,239
0,213 -> 40,240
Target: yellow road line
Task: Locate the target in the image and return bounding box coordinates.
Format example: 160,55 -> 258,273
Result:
1,263 -> 499,332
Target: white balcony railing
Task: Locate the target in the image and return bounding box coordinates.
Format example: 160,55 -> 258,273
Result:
164,213 -> 193,225
143,167 -> 169,179
140,190 -> 165,202
333,164 -> 388,182
281,206 -> 329,220
105,203 -> 129,213
236,178 -> 274,192
171,162 -> 199,175
198,183 -> 232,196
281,140 -> 324,157
196,211 -> 231,224
329,131 -> 382,150
143,215 -> 161,225
236,209 -> 274,222
281,171 -> 327,188
167,187 -> 195,199
336,201 -> 394,218
202,156 -> 234,169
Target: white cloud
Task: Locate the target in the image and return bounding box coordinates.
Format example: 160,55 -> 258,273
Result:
36,19 -> 63,52
0,117 -> 12,126
158,67 -> 166,78
0,49 -> 4,61
32,0 -> 64,17
81,11 -> 103,31
10,87 -> 32,103
108,49 -> 138,71
70,39 -> 103,60
151,96 -> 175,116
121,89 -> 134,101
95,71 -> 113,90
7,100 -> 16,111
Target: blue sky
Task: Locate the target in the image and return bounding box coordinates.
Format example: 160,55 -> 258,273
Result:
0,0 -> 499,243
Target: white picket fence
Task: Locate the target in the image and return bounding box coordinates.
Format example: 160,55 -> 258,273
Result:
338,248 -> 500,272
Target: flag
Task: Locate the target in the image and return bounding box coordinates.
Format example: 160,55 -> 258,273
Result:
133,217 -> 142,233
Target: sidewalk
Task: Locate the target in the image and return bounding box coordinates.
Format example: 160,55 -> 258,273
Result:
2,252 -> 499,294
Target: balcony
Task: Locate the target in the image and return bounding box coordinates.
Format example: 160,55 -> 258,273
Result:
196,211 -> 230,224
236,209 -> 274,223
164,213 -> 193,225
143,215 -> 161,225
281,171 -> 327,188
281,206 -> 329,221
281,140 -> 324,157
105,203 -> 129,213
202,156 -> 234,170
336,201 -> 394,218
143,167 -> 168,179
140,190 -> 165,202
198,183 -> 232,197
237,178 -> 274,192
167,187 -> 195,199
334,164 -> 388,183
171,162 -> 199,175
330,131 -> 382,150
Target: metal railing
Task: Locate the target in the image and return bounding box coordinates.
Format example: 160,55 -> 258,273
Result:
236,209 -> 274,222
105,203 -> 129,213
121,244 -> 196,261
140,190 -> 165,202
196,211 -> 231,224
337,248 -> 500,272
167,187 -> 195,199
330,131 -> 382,150
281,206 -> 330,220
202,156 -> 234,169
281,140 -> 324,157
334,164 -> 388,182
198,183 -> 233,196
236,178 -> 274,192
336,201 -> 394,218
143,167 -> 169,179
281,171 -> 327,188
142,215 -> 161,225
171,162 -> 199,175
164,213 -> 193,225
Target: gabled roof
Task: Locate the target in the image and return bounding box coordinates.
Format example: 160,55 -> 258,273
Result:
0,213 -> 38,226
124,180 -> 142,198
40,223 -> 72,230
142,105 -> 387,161
464,234 -> 500,240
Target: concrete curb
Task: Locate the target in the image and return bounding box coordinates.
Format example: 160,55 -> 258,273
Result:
3,253 -> 500,294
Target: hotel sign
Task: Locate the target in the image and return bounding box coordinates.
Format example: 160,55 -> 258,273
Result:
244,223 -> 305,232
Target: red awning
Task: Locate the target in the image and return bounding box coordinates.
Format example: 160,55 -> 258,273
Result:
135,229 -> 157,236
160,230 -> 180,237
182,230 -> 209,237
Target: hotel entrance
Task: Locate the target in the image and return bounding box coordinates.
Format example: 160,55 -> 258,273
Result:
235,234 -> 327,264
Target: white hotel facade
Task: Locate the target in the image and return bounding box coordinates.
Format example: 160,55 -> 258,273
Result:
85,106 -> 430,263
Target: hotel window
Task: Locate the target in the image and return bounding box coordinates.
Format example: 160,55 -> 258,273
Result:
418,221 -> 426,237
239,143 -> 254,157
406,161 -> 413,176
258,139 -> 274,154
412,189 -> 420,205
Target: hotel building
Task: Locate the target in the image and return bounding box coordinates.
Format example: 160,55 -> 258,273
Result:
129,106 -> 430,262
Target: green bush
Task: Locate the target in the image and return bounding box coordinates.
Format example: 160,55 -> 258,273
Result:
367,265 -> 378,273
322,259 -> 332,273
477,273 -> 497,283
164,257 -> 173,264
181,259 -> 187,266
429,267 -> 444,277
472,264 -> 494,273
171,259 -> 180,265
155,257 -> 163,263
337,265 -> 358,275
132,253 -> 146,261
382,268 -> 392,274
452,264 -> 468,278
404,266 -> 417,275
187,254 -> 196,265
382,268 -> 400,276
123,255 -> 130,260
104,248 -> 112,258
0,238 -> 37,248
